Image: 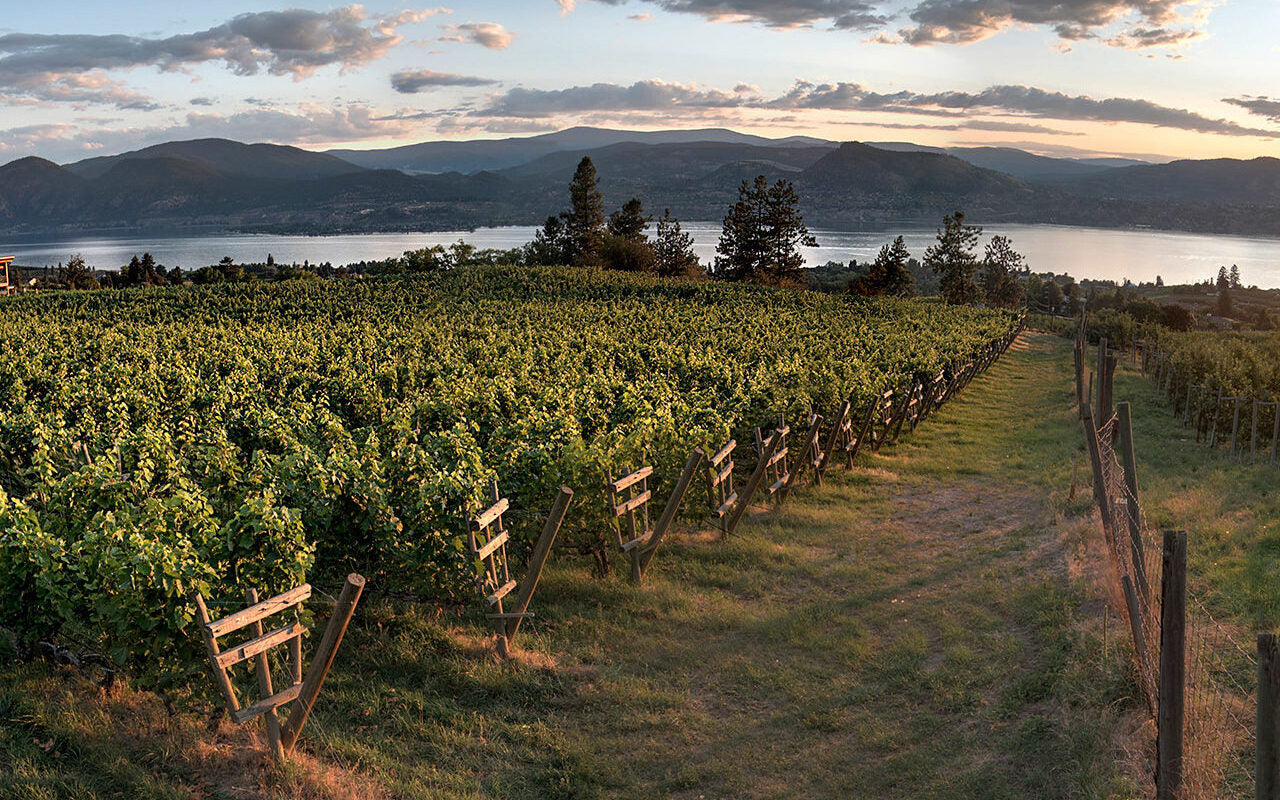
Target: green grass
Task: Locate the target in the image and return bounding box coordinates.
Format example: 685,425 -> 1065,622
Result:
0,334 -> 1140,799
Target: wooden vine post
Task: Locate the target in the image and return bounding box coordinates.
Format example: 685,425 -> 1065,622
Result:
607,448 -> 705,584
193,573 -> 366,760
469,481 -> 575,655
781,411 -> 824,500
723,419 -> 786,537
815,399 -> 852,480
705,438 -> 738,536
1115,403 -> 1149,599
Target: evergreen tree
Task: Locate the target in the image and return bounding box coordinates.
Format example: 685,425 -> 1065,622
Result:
1216,266 -> 1230,290
652,209 -> 702,279
714,175 -> 816,286
566,157 -> 605,266
1229,264 -> 1241,288
924,211 -> 982,305
1155,275 -> 1164,287
607,198 -> 650,241
852,236 -> 914,297
979,235 -> 1027,309
528,214 -> 572,266
60,254 -> 98,290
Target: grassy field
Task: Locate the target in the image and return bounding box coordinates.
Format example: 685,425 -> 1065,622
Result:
0,334 -> 1149,799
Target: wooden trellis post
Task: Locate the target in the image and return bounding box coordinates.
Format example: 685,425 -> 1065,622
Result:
469,481 -> 574,656
753,413 -> 792,500
193,573 -> 365,760
870,388 -> 897,453
607,448 -> 705,583
781,411 -> 824,500
723,420 -> 787,537
814,399 -> 851,481
706,438 -> 738,536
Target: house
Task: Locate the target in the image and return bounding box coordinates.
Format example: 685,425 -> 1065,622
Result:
0,256 -> 13,296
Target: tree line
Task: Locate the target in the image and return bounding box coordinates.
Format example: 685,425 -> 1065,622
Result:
21,154 -> 1037,314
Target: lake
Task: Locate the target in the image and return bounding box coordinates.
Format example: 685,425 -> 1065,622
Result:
6,222 -> 1280,288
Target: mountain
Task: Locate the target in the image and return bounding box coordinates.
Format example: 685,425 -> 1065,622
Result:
1052,157 -> 1280,206
328,126 -> 836,175
3,130 -> 1280,238
0,157 -> 87,223
65,139 -> 367,182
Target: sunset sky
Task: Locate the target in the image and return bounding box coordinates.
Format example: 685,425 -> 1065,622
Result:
3,0 -> 1278,165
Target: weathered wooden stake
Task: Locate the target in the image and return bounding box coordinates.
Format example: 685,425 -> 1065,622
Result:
1156,530 -> 1186,800
1122,575 -> 1155,717
782,413 -> 823,500
280,573 -> 365,753
1082,405 -> 1115,537
1115,403 -> 1150,600
635,448 -> 705,578
1259,634 -> 1280,800
724,426 -> 783,537
1231,397 -> 1243,459
815,399 -> 851,481
244,588 -> 285,761
506,487 -> 573,639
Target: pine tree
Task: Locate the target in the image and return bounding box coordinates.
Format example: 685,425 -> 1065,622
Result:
714,175 -> 816,286
652,209 -> 701,278
1229,264 -> 1241,288
566,157 -> 605,266
607,198 -> 650,242
979,235 -> 1027,309
924,211 -> 982,305
528,214 -> 571,266
852,236 -> 914,297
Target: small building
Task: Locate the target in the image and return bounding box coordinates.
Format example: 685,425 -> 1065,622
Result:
0,256 -> 13,296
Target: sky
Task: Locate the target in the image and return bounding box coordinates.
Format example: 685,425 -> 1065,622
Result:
2,0 -> 1278,165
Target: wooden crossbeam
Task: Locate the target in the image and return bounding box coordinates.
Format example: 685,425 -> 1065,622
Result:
205,584 -> 311,638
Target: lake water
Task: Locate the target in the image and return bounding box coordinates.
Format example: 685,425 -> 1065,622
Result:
6,221 -> 1280,288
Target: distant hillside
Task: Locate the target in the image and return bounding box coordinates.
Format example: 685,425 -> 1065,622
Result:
1052,157 -> 1280,206
66,139 -> 367,181
328,126 -> 836,174
867,141 -> 1153,181
2,130 -> 1279,237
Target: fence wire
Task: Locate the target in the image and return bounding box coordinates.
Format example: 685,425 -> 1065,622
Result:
1090,399 -> 1258,800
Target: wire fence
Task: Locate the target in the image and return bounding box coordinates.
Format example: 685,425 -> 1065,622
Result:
1078,325 -> 1261,800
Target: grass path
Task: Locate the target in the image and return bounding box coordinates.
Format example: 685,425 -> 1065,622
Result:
0,333 -> 1140,800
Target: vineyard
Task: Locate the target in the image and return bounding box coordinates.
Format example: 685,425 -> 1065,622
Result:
0,265 -> 1018,694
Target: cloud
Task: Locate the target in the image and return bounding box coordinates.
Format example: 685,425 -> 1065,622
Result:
439,22 -> 513,49
900,0 -> 1213,49
477,79 -> 758,117
557,0 -> 576,15
1223,96 -> 1280,124
630,13 -> 653,21
189,96 -> 215,106
0,103 -> 419,163
391,69 -> 498,93
473,78 -> 1280,139
768,81 -> 1277,136
585,0 -> 887,29
0,6 -> 443,107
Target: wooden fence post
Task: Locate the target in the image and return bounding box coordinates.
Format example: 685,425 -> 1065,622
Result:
1157,530 -> 1186,800
637,448 -> 705,576
724,426 -> 783,537
280,573 -> 365,753
1082,405 -> 1115,538
782,413 -> 824,500
1258,633 -> 1280,799
815,399 -> 851,481
506,487 -> 573,639
1231,398 -> 1243,458
1123,575 -> 1155,716
1116,403 -> 1150,600
245,588 -> 285,761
